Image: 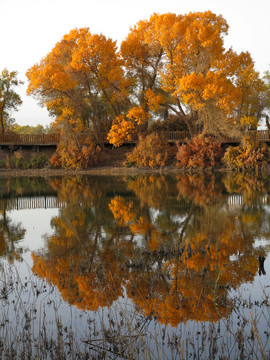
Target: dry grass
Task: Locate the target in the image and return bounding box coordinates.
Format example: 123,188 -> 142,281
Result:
0,257 -> 269,359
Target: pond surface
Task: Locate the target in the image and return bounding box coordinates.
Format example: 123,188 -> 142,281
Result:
0,173 -> 270,359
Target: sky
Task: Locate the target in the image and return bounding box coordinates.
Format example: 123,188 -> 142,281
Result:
1,0 -> 270,127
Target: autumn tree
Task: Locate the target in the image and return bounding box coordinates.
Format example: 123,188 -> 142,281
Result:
107,17 -> 166,146
26,28 -> 128,137
107,12 -> 265,146
0,69 -> 23,136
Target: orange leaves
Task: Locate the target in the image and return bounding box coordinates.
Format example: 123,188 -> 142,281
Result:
127,133 -> 169,168
176,136 -> 223,169
27,28 -> 126,134
240,115 -> 259,127
127,106 -> 150,125
109,195 -> 164,251
107,114 -> 136,147
109,195 -> 135,226
107,106 -> 151,147
50,126 -> 101,169
223,140 -> 270,172
145,89 -> 164,112
26,11 -> 266,143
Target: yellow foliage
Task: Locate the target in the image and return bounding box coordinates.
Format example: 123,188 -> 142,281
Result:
107,114 -> 136,147
127,106 -> 150,125
240,115 -> 258,127
145,89 -> 164,111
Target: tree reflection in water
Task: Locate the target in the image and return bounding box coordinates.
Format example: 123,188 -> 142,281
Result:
0,208 -> 25,263
31,173 -> 270,326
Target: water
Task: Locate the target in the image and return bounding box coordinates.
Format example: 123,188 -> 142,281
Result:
0,173 -> 270,359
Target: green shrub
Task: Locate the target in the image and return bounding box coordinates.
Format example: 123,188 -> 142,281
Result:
10,156 -> 30,169
30,154 -> 48,168
8,153 -> 48,169
176,136 -> 223,169
0,160 -> 6,168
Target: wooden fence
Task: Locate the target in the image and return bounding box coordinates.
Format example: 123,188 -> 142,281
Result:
0,133 -> 60,145
0,130 -> 269,146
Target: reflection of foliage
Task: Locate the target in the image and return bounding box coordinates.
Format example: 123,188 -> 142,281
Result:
31,174 -> 269,327
125,175 -> 170,208
223,172 -> 270,205
110,194 -> 263,325
0,209 -> 25,262
177,173 -> 224,206
32,247 -> 127,311
0,177 -> 54,199
109,195 -> 164,251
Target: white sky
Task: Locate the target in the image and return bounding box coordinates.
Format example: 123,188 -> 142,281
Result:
1,0 -> 270,127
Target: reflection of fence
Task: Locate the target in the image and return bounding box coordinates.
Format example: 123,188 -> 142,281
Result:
0,197 -> 65,211
227,194 -> 270,206
1,130 -> 270,147
1,194 -> 270,211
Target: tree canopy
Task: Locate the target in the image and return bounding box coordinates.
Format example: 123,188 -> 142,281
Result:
26,11 -> 267,146
0,69 -> 23,136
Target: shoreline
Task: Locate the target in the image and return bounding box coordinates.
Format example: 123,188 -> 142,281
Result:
0,165 -> 258,177
0,166 -> 183,177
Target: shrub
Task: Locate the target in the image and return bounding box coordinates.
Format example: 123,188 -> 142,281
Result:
176,135 -> 223,169
6,152 -> 49,170
223,139 -> 270,172
126,133 -> 169,168
10,156 -> 30,169
50,137 -> 101,169
0,160 -> 6,168
30,154 -> 48,168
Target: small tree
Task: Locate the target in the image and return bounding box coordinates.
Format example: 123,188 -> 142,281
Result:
0,69 -> 23,136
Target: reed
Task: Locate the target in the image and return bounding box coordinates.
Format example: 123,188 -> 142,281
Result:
0,259 -> 269,359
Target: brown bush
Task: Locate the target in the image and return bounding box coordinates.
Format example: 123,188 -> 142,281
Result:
176,135 -> 223,169
126,133 -> 170,168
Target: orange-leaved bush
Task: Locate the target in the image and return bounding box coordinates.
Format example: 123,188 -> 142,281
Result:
176,135 -> 223,169
50,133 -> 101,170
223,137 -> 270,172
126,133 -> 169,168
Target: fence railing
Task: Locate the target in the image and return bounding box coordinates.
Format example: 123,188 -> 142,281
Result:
0,130 -> 269,146
0,133 -> 61,144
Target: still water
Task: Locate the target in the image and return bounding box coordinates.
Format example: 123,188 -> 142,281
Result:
0,174 -> 270,359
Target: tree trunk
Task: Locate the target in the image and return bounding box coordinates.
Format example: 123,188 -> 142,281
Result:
0,113 -> 4,138
266,115 -> 270,131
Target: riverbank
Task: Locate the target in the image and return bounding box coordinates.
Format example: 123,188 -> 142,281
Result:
0,147 -> 176,177
0,143 -> 268,177
0,145 -> 183,177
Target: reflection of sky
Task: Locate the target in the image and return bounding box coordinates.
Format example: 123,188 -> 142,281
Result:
7,208 -> 59,251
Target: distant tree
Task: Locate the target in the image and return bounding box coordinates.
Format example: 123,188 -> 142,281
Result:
12,123 -> 53,134
0,69 -> 23,136
263,70 -> 270,130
